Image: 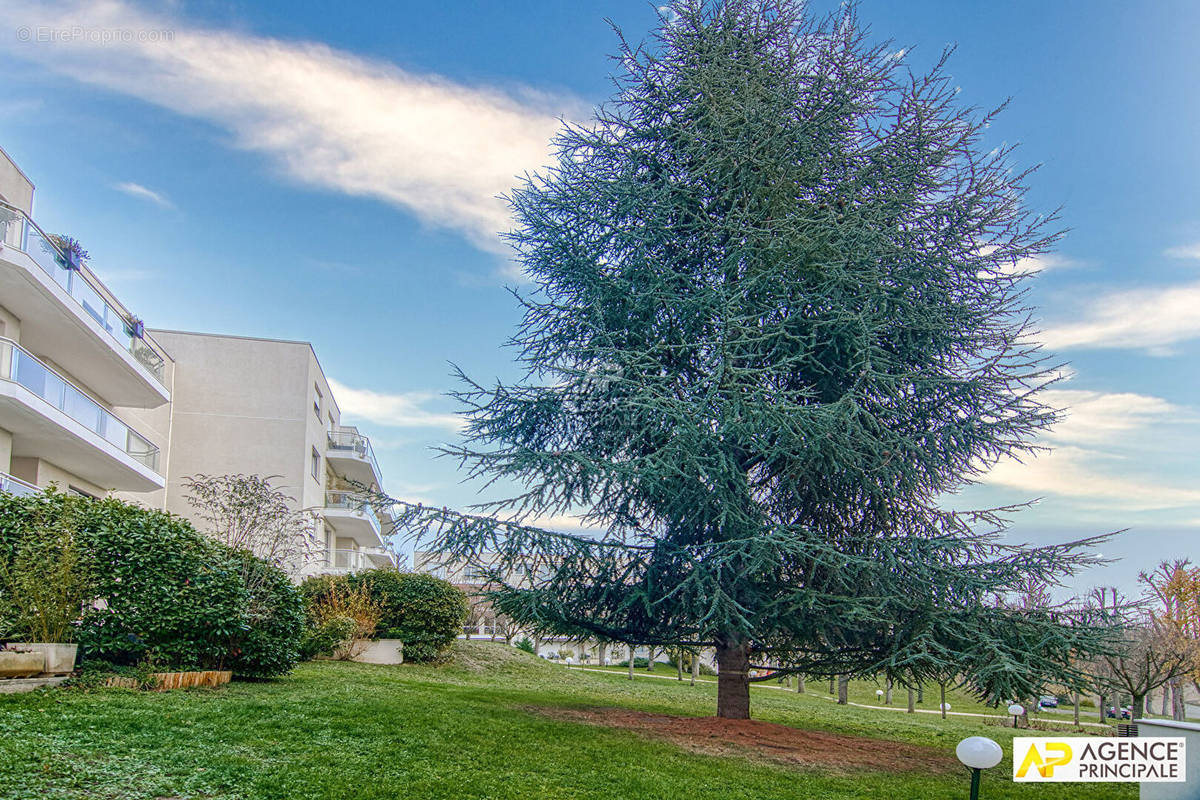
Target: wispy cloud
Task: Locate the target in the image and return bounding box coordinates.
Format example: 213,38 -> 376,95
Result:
1038,389 -> 1184,445
1008,253 -> 1077,275
983,387 -> 1200,512
0,0 -> 582,252
1165,242 -> 1200,260
987,446 -> 1200,511
328,378 -> 460,430
1041,280 -> 1200,353
114,181 -> 174,208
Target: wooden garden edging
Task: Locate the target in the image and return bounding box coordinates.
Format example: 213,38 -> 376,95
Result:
103,669 -> 232,690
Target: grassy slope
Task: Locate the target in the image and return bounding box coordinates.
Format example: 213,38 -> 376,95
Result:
0,643 -> 1136,800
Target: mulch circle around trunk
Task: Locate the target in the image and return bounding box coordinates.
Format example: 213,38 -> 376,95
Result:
527,706 -> 959,775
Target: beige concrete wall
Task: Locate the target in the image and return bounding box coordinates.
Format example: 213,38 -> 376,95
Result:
0,303 -> 20,341
144,331 -> 340,541
0,146 -> 34,214
9,455 -> 105,497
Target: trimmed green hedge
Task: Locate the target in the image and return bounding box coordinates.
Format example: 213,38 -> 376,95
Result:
0,489 -> 303,678
300,569 -> 468,662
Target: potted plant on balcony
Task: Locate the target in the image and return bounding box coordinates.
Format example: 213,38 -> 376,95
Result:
124,314 -> 145,339
48,233 -> 88,271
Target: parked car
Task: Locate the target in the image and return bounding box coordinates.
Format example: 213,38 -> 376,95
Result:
1039,695 -> 1059,708
1105,706 -> 1132,720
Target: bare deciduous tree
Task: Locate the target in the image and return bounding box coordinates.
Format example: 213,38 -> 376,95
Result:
1090,585 -> 1198,720
183,474 -> 321,575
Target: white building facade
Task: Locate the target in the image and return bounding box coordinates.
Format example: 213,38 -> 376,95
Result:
0,146 -> 170,501
0,144 -> 393,577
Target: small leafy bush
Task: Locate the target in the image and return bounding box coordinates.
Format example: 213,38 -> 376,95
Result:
0,491 -> 90,642
352,569 -> 468,662
515,637 -> 536,654
301,569 -> 468,662
225,551 -> 306,678
305,582 -> 380,660
300,616 -> 358,660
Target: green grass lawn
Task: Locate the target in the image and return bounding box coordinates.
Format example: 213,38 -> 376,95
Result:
0,643 -> 1137,800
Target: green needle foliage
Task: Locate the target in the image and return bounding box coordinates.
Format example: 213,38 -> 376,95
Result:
394,0 -> 1116,718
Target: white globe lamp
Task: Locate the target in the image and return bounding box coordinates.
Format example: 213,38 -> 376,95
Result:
1007,703 -> 1024,728
956,736 -> 1003,800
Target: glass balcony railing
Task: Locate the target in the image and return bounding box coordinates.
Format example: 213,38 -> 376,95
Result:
0,203 -> 167,384
0,337 -> 161,472
0,471 -> 40,498
320,547 -> 395,574
324,489 -> 383,535
327,427 -> 381,480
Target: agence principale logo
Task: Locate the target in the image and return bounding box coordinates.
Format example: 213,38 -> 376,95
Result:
1013,737 -> 1186,782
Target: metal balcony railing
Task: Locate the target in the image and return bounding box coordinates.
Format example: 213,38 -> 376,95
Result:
0,337 -> 160,471
327,427 -> 381,480
0,202 -> 167,384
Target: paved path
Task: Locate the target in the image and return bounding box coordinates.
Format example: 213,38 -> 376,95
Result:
563,665 -> 1111,730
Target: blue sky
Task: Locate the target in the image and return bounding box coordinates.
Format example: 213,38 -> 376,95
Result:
1,0 -> 1196,595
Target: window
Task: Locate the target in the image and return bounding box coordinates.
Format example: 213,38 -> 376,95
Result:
311,446 -> 321,480
313,385 -> 323,419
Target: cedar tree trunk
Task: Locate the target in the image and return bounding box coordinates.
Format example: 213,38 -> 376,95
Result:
715,638 -> 751,720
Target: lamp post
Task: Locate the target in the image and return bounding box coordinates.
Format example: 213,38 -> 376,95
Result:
956,736 -> 1003,800
1007,703 -> 1024,729
876,689 -> 884,701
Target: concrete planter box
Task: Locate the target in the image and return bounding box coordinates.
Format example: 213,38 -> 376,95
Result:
24,643 -> 78,675
0,649 -> 45,678
353,639 -> 404,665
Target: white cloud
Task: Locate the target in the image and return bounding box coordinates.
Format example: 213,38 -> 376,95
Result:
328,378 -> 460,430
1,0 -> 580,252
1041,281 -> 1200,352
987,446 -> 1200,511
982,387 -> 1200,512
1039,389 -> 1183,445
1165,242 -> 1200,260
114,181 -> 173,208
1008,253 -> 1076,275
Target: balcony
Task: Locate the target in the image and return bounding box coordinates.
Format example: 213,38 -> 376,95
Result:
317,547 -> 398,575
322,489 -> 385,548
0,471 -> 40,498
0,203 -> 169,408
0,337 -> 164,491
325,426 -> 383,489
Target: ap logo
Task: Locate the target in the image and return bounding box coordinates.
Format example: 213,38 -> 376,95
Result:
1016,741 -> 1074,779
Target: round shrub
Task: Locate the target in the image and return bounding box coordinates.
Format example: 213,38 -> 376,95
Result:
350,569 -> 468,662
75,498 -> 249,670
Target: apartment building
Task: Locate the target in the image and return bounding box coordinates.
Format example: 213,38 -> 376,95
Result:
0,145 -> 394,577
0,146 -> 170,500
141,330 -> 397,576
